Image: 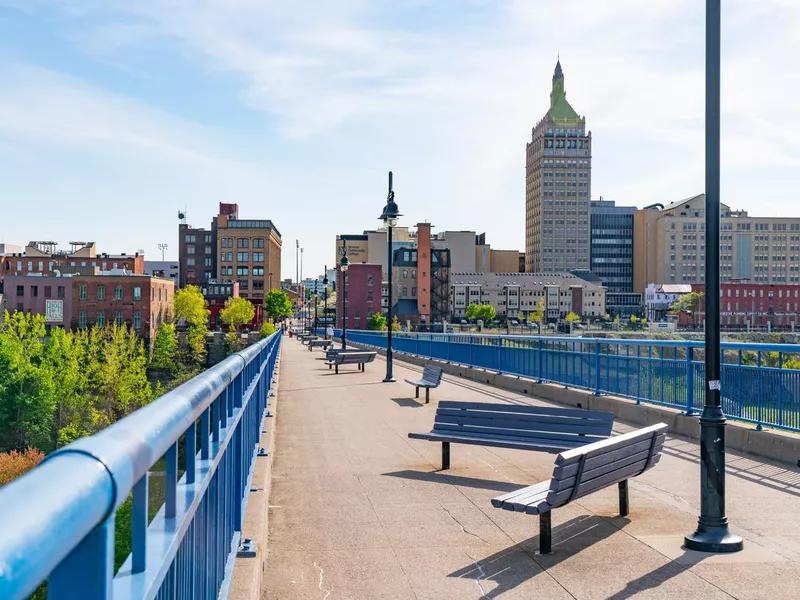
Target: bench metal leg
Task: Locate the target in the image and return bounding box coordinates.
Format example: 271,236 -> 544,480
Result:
442,442 -> 450,470
618,480 -> 629,517
539,512 -> 552,554
415,387 -> 419,398
425,388 -> 430,404
335,364 -> 339,375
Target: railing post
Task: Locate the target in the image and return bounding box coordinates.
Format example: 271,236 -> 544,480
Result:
49,517 -> 115,600
132,474 -> 148,574
756,351 -> 763,431
497,336 -> 502,374
686,346 -> 695,416
537,338 -> 543,383
593,341 -> 601,395
165,441 -> 177,519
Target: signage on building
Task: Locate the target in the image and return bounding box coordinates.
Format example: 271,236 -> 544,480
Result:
45,300 -> 63,322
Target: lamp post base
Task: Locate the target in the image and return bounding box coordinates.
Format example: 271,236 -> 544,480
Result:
684,525 -> 743,553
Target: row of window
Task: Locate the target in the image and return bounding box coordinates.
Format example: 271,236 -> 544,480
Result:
219,252 -> 266,263
220,238 -> 266,249
185,245 -> 213,255
15,285 -> 67,299
186,258 -> 213,267
218,266 -> 267,277
76,285 -> 166,302
8,259 -> 129,272
77,311 -> 140,329
185,233 -> 213,243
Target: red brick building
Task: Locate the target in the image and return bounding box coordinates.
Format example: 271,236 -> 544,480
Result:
337,263 -> 382,330
72,275 -> 175,345
3,274 -> 74,331
682,282 -> 800,329
0,241 -> 144,278
200,280 -> 257,330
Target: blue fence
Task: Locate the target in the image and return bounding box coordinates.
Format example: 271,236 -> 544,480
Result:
0,331 -> 282,600
335,330 -> 800,433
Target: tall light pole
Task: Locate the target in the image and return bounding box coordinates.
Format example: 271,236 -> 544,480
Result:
158,243 -> 168,261
340,252 -> 349,349
323,267 -> 329,339
269,272 -> 273,291
684,0 -> 743,554
379,171 -> 402,383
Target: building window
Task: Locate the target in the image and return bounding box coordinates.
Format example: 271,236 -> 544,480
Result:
253,252 -> 264,262
159,288 -> 162,301
204,258 -> 212,267
79,285 -> 87,300
204,233 -> 212,243
116,312 -> 124,327
220,253 -> 227,262
115,285 -> 124,300
97,312 -> 105,327
133,311 -> 141,330
237,267 -> 249,276
38,261 -> 44,272
187,245 -> 196,255
367,275 -> 374,285
237,252 -> 249,262
403,269 -> 408,278
204,245 -> 212,255
412,270 -> 416,278
44,286 -> 52,298
237,238 -> 249,248
97,285 -> 106,300
57,286 -> 65,299
253,238 -> 265,248
187,258 -> 196,266
185,234 -> 196,243
16,285 -> 24,297
133,286 -> 142,301
79,312 -> 87,328
31,286 -> 38,297
227,252 -> 233,261
253,267 -> 265,276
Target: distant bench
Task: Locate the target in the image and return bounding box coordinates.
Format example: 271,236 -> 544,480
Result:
321,348 -> 365,364
491,423 -> 667,554
299,335 -> 318,344
408,401 -> 614,470
308,339 -> 333,351
325,351 -> 377,374
405,365 -> 444,404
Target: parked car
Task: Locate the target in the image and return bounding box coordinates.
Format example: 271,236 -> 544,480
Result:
509,319 -> 519,326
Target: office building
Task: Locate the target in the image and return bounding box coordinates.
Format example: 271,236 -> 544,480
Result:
450,272 -> 606,321
633,194 -> 800,293
525,59 -> 592,273
3,274 -> 74,331
681,282 -> 800,330
1,241 -> 144,278
144,261 -> 180,284
644,283 -> 692,322
336,263 -> 382,330
201,280 -> 241,330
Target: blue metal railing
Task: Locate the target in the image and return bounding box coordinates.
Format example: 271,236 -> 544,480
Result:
333,330 -> 800,433
0,331 -> 282,600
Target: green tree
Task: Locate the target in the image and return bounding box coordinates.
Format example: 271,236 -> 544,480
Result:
150,323 -> 178,373
260,322 -> 277,338
565,312 -> 581,323
220,297 -> 256,332
465,303 -> 496,322
264,290 -> 293,323
391,315 -> 401,332
669,291 -> 704,315
529,299 -> 545,332
174,285 -> 209,326
367,313 -> 388,331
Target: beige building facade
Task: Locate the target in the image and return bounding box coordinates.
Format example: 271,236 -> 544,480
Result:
525,59 -> 592,273
633,194 -> 800,293
216,214 -> 282,301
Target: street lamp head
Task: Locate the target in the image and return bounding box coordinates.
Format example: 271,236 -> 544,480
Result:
380,192 -> 401,227
340,253 -> 350,272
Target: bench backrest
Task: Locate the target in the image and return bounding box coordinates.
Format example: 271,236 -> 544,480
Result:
421,365 -> 444,385
545,423 -> 668,509
337,352 -> 376,364
432,401 -> 614,448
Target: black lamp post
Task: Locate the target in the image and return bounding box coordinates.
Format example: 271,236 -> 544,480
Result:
323,267 -> 329,339
340,252 -> 349,349
314,293 -> 319,334
684,0 -> 742,553
380,171 -> 402,383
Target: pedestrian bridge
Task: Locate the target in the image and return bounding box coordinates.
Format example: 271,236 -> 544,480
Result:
2,332 -> 800,599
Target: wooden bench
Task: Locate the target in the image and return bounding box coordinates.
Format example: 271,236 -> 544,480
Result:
308,339 -> 333,351
408,401 -> 614,469
321,347 -> 365,365
404,365 -> 444,404
325,351 -> 377,374
491,423 -> 667,554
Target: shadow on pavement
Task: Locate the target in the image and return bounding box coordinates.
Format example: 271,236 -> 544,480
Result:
391,397 -> 424,408
383,469 -> 527,493
449,515 -> 632,598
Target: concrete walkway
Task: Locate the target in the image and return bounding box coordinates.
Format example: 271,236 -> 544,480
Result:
263,338 -> 800,599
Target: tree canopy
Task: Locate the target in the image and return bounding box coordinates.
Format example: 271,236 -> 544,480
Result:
669,291 -> 704,315
220,297 -> 256,331
367,313 -> 388,331
465,303 -> 496,322
264,290 -> 293,322
565,312 -> 581,323
174,285 -> 209,326
529,299 -> 545,323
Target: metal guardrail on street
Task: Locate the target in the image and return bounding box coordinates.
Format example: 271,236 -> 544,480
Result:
0,331 -> 282,600
334,330 -> 800,433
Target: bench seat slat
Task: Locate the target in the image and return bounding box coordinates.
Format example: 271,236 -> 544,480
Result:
431,422 -> 608,445
435,407 -> 612,429
437,401 -> 613,422
490,480 -> 552,508
434,413 -> 613,436
552,446 -> 661,492
407,431 -> 579,453
405,378 -> 439,387
555,424 -> 665,465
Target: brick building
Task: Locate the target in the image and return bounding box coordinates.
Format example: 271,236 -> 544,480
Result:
1,241 -> 144,278
336,263 -> 382,330
201,280 -> 241,330
72,274 -> 175,345
680,282 -> 800,330
3,274 -> 74,331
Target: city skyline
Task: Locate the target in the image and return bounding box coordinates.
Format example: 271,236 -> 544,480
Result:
2,1 -> 799,278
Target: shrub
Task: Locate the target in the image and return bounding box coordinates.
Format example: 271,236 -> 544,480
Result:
260,322 -> 277,338
0,447 -> 46,486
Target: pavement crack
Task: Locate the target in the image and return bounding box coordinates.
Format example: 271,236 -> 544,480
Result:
313,561 -> 331,600
464,552 -> 491,599
441,505 -> 490,544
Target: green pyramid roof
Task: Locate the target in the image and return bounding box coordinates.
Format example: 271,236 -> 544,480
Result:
546,59 -> 582,123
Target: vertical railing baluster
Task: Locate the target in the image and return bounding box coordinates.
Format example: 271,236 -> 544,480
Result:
686,346 -> 694,416
49,517 -> 115,600
756,351 -> 763,430
166,442 -> 178,519
201,406 -> 210,460
133,473 -> 148,573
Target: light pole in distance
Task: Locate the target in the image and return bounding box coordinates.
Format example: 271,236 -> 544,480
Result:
340,252 -> 349,349
158,243 -> 168,261
323,267 -> 329,338
379,171 -> 401,383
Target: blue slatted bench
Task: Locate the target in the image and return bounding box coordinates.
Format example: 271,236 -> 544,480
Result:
308,339 -> 333,351
491,423 -> 667,554
408,401 -> 614,469
404,365 -> 444,404
325,351 -> 377,374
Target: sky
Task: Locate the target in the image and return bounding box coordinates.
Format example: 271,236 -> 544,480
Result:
1,0 -> 799,280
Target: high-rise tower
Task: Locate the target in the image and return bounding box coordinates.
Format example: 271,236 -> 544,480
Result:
525,59 -> 592,272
